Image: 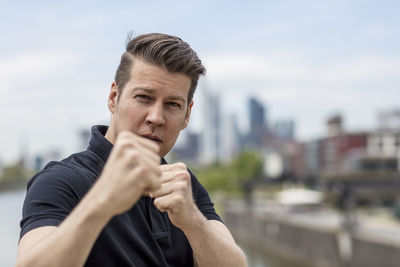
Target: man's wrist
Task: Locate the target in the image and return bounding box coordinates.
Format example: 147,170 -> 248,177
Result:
83,185 -> 116,222
180,207 -> 208,233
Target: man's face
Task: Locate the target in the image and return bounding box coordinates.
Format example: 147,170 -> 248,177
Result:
107,58 -> 193,157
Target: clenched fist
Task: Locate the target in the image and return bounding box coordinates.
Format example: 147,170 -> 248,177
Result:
94,131 -> 162,216
149,163 -> 201,230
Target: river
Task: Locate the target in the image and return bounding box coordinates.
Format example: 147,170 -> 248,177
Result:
0,189 -> 25,267
0,189 -> 301,267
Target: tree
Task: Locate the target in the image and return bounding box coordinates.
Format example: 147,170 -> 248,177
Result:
231,150 -> 263,184
0,162 -> 31,188
196,150 -> 263,195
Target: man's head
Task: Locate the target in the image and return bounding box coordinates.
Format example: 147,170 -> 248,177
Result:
114,33 -> 205,105
106,33 -> 205,157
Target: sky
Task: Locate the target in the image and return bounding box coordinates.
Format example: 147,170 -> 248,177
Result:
1,0 -> 399,164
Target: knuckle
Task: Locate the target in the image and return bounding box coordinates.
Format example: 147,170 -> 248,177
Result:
176,182 -> 186,192
154,198 -> 165,210
116,139 -> 131,150
176,162 -> 186,169
141,136 -> 152,145
127,149 -> 140,161
135,164 -> 148,176
174,195 -> 184,204
178,170 -> 190,180
155,167 -> 162,176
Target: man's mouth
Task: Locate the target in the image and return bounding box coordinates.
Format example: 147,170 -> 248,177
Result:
141,134 -> 162,144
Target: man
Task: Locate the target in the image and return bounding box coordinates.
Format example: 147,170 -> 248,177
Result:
17,33 -> 247,267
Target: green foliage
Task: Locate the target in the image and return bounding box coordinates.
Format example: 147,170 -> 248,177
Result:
231,150 -> 263,183
0,162 -> 31,187
195,163 -> 236,193
196,150 -> 263,194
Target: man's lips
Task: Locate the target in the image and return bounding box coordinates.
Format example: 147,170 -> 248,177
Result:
141,134 -> 162,143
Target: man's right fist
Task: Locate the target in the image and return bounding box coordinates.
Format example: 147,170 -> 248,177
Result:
94,131 -> 162,216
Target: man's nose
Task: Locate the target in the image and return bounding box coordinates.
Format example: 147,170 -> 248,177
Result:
145,102 -> 165,126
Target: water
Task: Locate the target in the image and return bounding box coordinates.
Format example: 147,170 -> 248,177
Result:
0,189 -> 25,267
0,189 -> 300,267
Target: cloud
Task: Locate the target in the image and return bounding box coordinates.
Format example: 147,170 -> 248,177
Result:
204,52 -> 307,81
366,23 -> 399,39
319,56 -> 400,81
203,52 -> 400,91
0,51 -> 78,94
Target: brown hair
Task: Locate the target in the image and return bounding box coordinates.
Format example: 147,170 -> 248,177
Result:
114,33 -> 206,104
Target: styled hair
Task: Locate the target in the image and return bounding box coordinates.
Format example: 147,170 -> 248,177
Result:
114,33 -> 206,104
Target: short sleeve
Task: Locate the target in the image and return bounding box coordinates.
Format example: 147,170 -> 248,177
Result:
20,163 -> 88,239
189,170 -> 223,223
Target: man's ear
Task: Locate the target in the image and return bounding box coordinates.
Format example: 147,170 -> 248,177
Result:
108,82 -> 118,114
182,101 -> 194,129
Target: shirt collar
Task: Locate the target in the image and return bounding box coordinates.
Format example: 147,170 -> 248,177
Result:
87,125 -> 113,162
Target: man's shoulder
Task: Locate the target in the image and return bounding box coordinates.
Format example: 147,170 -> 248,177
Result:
28,150 -> 98,191
46,150 -> 92,175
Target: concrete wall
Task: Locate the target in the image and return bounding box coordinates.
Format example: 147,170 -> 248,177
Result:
351,230 -> 400,267
224,204 -> 400,267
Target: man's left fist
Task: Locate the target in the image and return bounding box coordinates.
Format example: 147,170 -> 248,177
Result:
149,162 -> 201,230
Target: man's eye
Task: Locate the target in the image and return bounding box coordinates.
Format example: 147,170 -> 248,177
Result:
136,95 -> 152,101
166,102 -> 181,108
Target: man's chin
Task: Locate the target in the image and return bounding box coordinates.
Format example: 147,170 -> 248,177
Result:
157,146 -> 169,159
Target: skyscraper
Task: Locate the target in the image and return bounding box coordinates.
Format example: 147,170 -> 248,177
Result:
221,113 -> 241,162
248,97 -> 266,147
274,119 -> 295,140
200,85 -> 222,164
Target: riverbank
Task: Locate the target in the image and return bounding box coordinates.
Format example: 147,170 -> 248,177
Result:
0,181 -> 26,193
224,199 -> 400,267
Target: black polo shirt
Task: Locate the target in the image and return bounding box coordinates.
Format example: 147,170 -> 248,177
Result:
20,125 -> 222,267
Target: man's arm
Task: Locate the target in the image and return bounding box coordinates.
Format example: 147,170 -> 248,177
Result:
150,163 -> 247,267
17,187 -> 115,267
16,132 -> 161,267
185,215 -> 247,267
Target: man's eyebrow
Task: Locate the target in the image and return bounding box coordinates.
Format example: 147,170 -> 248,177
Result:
132,87 -> 156,94
167,96 -> 187,104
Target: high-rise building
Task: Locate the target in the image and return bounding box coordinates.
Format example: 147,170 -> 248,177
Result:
221,113 -> 241,162
274,119 -> 295,140
170,130 -> 200,163
247,97 -> 266,147
249,97 -> 265,132
200,86 -> 222,164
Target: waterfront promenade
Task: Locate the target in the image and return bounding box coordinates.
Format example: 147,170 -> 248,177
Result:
224,199 -> 400,267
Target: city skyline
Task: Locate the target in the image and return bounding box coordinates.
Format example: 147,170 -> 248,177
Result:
1,0 -> 399,163
2,90 -> 399,169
